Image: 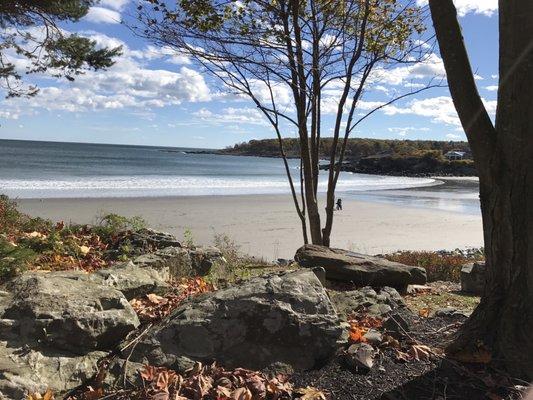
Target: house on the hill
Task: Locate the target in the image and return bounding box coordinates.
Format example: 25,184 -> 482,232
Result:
444,150 -> 466,160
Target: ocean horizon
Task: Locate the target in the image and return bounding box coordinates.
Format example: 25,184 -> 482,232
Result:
0,139 -> 440,199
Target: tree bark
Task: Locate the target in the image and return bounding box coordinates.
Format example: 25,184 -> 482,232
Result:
429,0 -> 533,379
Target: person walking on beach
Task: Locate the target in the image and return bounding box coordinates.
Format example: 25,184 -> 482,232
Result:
336,198 -> 342,211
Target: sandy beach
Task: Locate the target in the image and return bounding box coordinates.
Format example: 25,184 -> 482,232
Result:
17,191 -> 483,261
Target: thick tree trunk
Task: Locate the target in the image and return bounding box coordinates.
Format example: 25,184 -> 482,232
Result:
450,165 -> 533,379
429,0 -> 533,379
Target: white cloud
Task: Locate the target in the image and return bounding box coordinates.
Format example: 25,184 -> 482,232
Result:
446,133 -> 463,140
416,0 -> 497,16
388,126 -> 430,137
130,45 -> 192,65
383,96 -> 497,126
369,53 -> 446,86
2,32 -> 212,116
84,7 -> 122,24
194,107 -> 267,125
0,110 -> 20,120
485,85 -> 498,91
100,0 -> 130,11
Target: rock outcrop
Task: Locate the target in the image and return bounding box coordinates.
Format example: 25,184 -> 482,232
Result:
295,245 -> 426,289
93,261 -> 170,300
460,261 -> 486,295
329,286 -> 405,320
128,269 -> 344,371
3,272 -> 140,354
0,271 -> 140,398
134,246 -> 223,279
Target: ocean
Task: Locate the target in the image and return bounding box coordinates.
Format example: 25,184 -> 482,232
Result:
0,139 -> 439,199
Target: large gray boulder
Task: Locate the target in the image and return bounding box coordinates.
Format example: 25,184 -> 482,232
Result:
189,246 -> 224,276
2,272 -> 140,354
93,261 -> 170,300
0,344 -> 105,400
461,261 -> 486,295
134,246 -> 193,279
295,245 -> 426,289
329,286 -> 405,320
128,269 -> 344,371
134,246 -> 223,279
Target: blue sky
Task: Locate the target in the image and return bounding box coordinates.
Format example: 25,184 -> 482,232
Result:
0,0 -> 499,149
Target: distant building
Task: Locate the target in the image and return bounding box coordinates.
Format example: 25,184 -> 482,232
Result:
444,150 -> 466,160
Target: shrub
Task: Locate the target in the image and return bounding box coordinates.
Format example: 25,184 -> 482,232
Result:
384,250 -> 484,282
0,195 -> 52,235
183,228 -> 195,248
93,213 -> 146,239
207,233 -> 272,286
0,237 -> 37,281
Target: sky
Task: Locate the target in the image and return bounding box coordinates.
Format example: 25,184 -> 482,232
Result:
0,0 -> 499,149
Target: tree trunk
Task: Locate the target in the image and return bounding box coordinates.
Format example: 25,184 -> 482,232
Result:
429,0 -> 533,379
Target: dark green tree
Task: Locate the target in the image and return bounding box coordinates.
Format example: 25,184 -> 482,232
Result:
0,0 -> 122,97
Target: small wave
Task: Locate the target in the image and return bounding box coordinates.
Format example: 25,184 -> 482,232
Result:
0,174 -> 437,198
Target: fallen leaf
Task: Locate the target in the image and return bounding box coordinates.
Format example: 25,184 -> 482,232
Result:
147,293 -> 165,304
418,307 -> 430,318
78,245 -> 91,255
408,344 -> 433,361
27,231 -> 46,239
231,387 -> 252,400
381,334 -> 400,349
349,326 -> 367,343
296,386 -> 327,400
450,347 -> 492,364
27,389 -> 54,400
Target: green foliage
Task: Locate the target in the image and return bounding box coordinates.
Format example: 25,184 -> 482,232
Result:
93,213 -> 147,240
206,233 -> 275,287
0,236 -> 36,281
0,195 -> 52,234
0,195 -> 22,234
384,250 -> 484,282
222,138 -> 472,160
0,0 -> 121,97
43,36 -> 122,80
183,228 -> 195,248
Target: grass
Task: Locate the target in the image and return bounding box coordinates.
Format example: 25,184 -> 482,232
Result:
405,290 -> 480,315
384,250 -> 484,282
206,233 -> 289,287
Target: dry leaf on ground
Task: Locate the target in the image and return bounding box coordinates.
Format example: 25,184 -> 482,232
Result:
296,386 -> 327,400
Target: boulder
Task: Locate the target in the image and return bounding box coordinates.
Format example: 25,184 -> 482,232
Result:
128,269 -> 343,371
0,343 -> 105,400
328,286 -> 405,320
188,246 -> 224,276
343,342 -> 375,371
134,246 -> 192,279
461,261 -> 486,295
295,245 -> 426,289
382,312 -> 411,336
2,272 -> 140,354
93,261 -> 170,300
134,246 -> 223,279
127,228 -> 181,253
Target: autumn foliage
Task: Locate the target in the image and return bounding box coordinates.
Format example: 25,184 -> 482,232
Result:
130,278 -> 214,322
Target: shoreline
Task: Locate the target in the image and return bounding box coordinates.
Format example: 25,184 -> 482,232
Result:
17,188 -> 483,261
